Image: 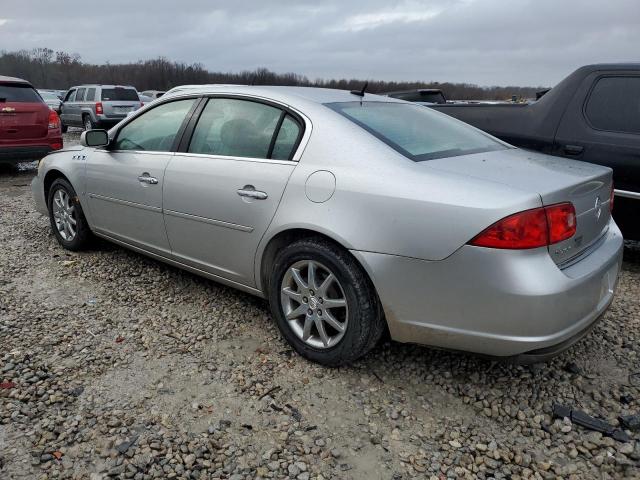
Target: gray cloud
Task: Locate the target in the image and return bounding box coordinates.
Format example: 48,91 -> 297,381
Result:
1,0 -> 638,86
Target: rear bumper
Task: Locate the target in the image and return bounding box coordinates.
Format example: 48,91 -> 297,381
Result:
96,114 -> 127,127
0,145 -> 54,163
352,218 -> 623,358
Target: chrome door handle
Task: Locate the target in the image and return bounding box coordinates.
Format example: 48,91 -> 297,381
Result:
237,186 -> 268,200
138,174 -> 158,185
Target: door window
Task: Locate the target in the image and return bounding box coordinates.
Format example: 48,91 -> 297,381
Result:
585,76 -> 640,134
65,90 -> 76,102
188,98 -> 283,158
271,114 -> 301,160
75,88 -> 86,102
86,88 -> 96,102
113,99 -> 196,152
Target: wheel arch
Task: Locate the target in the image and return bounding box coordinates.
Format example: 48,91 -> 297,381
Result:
257,227 -> 375,297
43,169 -> 72,203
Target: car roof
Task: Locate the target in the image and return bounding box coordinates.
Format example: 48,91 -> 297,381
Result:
164,84 -> 404,107
0,75 -> 32,85
70,84 -> 137,89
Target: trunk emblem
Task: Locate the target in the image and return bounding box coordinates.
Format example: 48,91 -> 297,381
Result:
594,196 -> 602,220
1,107 -> 16,113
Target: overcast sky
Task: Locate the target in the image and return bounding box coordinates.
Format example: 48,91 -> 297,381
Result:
1,0 -> 638,87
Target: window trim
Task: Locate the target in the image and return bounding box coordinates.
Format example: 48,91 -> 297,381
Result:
177,94 -> 307,162
582,74 -> 640,136
107,96 -> 203,154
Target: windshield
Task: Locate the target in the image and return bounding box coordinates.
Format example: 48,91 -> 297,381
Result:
101,88 -> 139,101
326,101 -> 508,161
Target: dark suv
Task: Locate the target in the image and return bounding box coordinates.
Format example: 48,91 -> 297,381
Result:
60,84 -> 142,131
0,75 -> 63,164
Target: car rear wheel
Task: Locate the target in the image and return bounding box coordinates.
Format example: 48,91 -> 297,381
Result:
268,237 -> 385,366
83,115 -> 94,131
48,178 -> 92,251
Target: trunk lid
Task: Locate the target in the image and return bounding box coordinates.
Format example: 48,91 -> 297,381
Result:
426,148 -> 613,265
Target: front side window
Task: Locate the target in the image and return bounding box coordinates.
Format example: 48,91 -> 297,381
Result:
113,99 -> 196,152
64,90 -> 76,102
188,98 -> 283,158
585,76 -> 640,134
326,101 -> 507,161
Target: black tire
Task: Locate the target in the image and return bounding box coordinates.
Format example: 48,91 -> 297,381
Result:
61,123 -> 68,133
268,237 -> 385,366
47,178 -> 92,251
83,114 -> 94,131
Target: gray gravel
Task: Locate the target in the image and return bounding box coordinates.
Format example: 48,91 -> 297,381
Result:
1,133 -> 639,479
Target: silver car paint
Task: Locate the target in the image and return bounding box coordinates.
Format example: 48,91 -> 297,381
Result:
32,85 -> 623,357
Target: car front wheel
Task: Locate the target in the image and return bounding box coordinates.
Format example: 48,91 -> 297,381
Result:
48,178 -> 92,251
269,237 -> 385,366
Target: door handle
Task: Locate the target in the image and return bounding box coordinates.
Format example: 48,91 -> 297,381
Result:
563,144 -> 584,155
138,173 -> 158,185
237,186 -> 268,200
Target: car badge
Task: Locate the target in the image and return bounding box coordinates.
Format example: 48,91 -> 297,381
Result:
1,107 -> 16,113
594,196 -> 602,220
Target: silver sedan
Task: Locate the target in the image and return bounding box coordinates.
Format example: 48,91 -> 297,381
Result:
32,86 -> 623,366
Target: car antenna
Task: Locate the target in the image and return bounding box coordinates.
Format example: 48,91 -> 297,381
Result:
350,81 -> 368,98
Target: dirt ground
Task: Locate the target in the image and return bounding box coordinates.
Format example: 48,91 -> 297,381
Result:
0,144 -> 639,479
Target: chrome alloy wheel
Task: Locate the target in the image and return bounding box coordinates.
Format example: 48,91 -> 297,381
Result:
280,260 -> 349,349
52,189 -> 77,241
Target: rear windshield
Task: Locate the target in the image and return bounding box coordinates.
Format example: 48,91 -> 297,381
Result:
0,84 -> 42,103
326,101 -> 507,161
101,88 -> 139,101
388,91 -> 446,104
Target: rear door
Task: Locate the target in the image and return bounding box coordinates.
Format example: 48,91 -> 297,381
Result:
164,97 -> 303,286
85,97 -> 198,255
553,71 -> 640,236
0,82 -> 49,144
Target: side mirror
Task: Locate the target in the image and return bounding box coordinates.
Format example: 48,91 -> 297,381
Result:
81,129 -> 109,147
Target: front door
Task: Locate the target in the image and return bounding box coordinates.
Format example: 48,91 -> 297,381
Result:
164,97 -> 304,286
84,97 -> 198,255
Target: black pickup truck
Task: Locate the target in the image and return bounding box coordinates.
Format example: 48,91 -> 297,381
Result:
429,64 -> 639,239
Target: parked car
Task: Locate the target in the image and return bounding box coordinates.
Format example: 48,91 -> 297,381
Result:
141,90 -> 165,99
0,75 -> 62,164
32,86 -> 622,366
384,88 -> 447,104
60,85 -> 142,132
38,89 -> 63,113
139,94 -> 153,106
429,63 -> 640,239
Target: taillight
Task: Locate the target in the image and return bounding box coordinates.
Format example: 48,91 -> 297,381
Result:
469,202 -> 576,249
610,183 -> 614,212
95,102 -> 103,114
48,110 -> 60,129
51,142 -> 63,150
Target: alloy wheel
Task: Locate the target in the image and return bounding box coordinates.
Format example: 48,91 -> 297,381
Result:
280,260 -> 348,349
52,189 -> 77,241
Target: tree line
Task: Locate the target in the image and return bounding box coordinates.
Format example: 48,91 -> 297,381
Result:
0,48 -> 544,101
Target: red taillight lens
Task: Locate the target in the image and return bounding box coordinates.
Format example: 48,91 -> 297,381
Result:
48,110 -> 60,129
95,102 -> 103,114
546,203 -> 576,244
469,202 -> 576,249
610,183 -> 614,212
51,142 -> 63,150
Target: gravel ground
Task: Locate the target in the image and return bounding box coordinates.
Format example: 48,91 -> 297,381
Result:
1,132 -> 639,479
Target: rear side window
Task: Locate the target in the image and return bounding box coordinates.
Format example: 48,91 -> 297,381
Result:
75,88 -> 86,101
585,76 -> 640,134
85,88 -> 96,102
0,84 -> 42,103
271,115 -> 301,160
188,98 -> 283,159
327,101 -> 506,161
101,88 -> 139,101
113,99 -> 196,152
